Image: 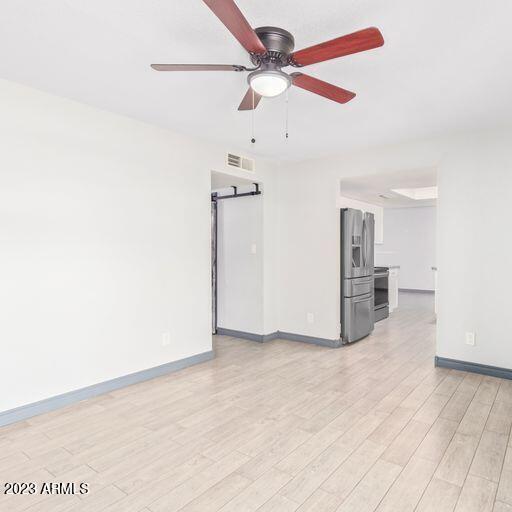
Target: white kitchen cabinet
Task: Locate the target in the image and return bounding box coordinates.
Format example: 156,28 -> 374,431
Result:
389,267 -> 399,312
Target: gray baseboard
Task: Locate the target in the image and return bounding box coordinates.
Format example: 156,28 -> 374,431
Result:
435,356 -> 512,381
216,327 -> 273,343
277,331 -> 343,348
399,288 -> 435,293
0,350 -> 214,428
216,327 -> 341,348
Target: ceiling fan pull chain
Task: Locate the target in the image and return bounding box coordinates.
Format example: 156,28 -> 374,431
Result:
251,89 -> 256,144
285,89 -> 289,139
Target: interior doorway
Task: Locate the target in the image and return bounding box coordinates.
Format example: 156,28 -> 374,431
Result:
339,168 -> 438,343
211,199 -> 218,334
210,170 -> 262,337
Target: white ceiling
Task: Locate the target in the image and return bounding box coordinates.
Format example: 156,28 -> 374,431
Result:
2,0 -> 511,161
340,167 -> 437,208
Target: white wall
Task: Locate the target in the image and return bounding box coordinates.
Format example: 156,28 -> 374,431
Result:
277,162 -> 339,339
437,132 -> 512,368
262,169 -> 279,334
338,196 -> 384,244
376,206 -> 436,290
0,79 -> 234,412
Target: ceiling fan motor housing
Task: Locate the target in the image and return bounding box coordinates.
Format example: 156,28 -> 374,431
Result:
252,27 -> 295,66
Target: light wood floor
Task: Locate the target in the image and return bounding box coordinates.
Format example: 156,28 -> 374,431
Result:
2,293 -> 512,512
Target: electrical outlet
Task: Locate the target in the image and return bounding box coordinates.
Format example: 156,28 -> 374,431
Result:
250,243 -> 257,255
307,312 -> 314,324
465,332 -> 476,346
162,332 -> 171,347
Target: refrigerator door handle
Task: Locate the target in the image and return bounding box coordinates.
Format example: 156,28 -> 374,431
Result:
361,217 -> 367,268
362,213 -> 372,274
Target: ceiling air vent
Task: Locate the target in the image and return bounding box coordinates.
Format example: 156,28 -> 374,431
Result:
226,152 -> 255,172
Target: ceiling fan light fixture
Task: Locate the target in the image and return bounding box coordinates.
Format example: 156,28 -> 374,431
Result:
248,70 -> 291,98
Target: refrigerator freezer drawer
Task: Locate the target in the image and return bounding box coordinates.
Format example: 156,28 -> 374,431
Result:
342,292 -> 375,343
344,276 -> 374,297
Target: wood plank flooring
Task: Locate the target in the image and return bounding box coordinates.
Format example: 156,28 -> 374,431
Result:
1,292 -> 511,511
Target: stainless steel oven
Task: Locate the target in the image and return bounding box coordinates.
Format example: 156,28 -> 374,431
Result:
374,267 -> 389,322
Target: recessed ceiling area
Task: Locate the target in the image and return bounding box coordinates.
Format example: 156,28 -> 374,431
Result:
1,1 -> 511,161
340,167 -> 437,208
391,186 -> 437,201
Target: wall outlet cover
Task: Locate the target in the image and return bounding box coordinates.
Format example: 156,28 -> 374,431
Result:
465,332 -> 476,346
162,332 -> 171,347
307,313 -> 315,324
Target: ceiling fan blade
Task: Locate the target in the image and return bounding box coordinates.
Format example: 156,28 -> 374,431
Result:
202,0 -> 266,55
151,64 -> 245,72
238,88 -> 262,111
291,73 -> 356,104
290,27 -> 384,66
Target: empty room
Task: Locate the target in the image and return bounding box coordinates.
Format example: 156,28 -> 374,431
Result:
1,1 -> 512,511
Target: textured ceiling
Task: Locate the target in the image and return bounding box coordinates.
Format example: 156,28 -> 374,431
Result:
2,0 -> 511,161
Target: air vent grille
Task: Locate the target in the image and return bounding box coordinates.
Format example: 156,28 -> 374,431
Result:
226,152 -> 255,172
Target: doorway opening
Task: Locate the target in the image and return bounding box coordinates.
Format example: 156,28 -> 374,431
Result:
339,167 -> 438,344
210,171 -> 263,337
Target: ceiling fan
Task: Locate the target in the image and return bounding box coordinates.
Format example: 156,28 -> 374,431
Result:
151,0 -> 384,111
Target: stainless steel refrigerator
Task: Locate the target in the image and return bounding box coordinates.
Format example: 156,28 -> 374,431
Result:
340,208 -> 375,343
